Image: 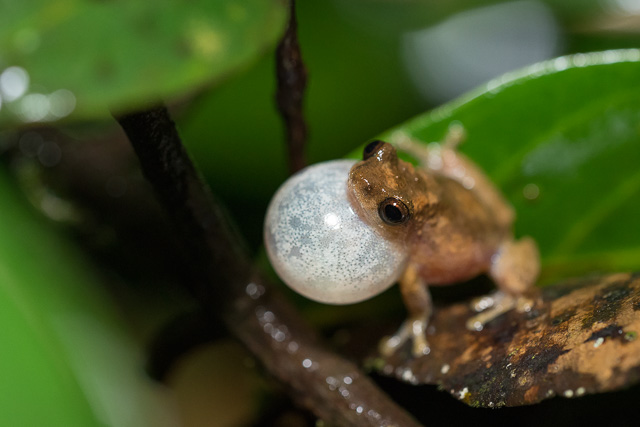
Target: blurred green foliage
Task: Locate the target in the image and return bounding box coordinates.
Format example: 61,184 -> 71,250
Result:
1,0 -> 640,425
0,0 -> 287,119
0,167 -> 176,426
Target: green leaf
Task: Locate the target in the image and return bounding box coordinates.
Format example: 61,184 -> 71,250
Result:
0,167 -> 175,425
0,0 -> 287,122
375,49 -> 640,282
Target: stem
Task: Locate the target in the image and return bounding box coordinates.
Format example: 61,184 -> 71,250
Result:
115,106 -> 422,427
276,0 -> 308,174
116,107 -> 249,306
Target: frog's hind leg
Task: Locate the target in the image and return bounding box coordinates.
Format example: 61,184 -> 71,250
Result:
379,264 -> 432,358
441,122 -> 467,150
466,237 -> 541,331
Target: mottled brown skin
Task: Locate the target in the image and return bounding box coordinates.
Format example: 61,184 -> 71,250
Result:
348,136 -> 540,357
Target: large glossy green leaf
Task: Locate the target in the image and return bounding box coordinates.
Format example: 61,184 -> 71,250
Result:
374,50 -> 640,282
0,0 -> 286,122
0,168 -> 177,425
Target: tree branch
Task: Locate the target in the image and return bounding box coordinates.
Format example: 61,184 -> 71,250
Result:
114,106 -> 422,427
276,0 -> 308,174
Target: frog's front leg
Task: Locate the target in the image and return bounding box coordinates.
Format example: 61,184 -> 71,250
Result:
467,237 -> 541,331
379,264 -> 432,357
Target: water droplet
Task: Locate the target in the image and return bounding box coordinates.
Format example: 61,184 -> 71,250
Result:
326,376 -> 339,390
367,409 -> 381,419
458,387 -> 469,399
262,310 -> 275,323
38,141 -> 61,167
287,341 -> 299,354
19,93 -> 49,122
555,57 -> 571,72
18,131 -> 43,157
0,66 -> 29,101
48,89 -> 76,118
471,321 -> 484,331
273,329 -> 286,342
523,183 -> 540,200
572,53 -> 588,67
339,386 -> 350,398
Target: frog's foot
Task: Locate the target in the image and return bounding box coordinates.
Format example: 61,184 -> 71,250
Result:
467,236 -> 541,331
491,237 -> 540,295
466,291 -> 536,331
379,317 -> 430,358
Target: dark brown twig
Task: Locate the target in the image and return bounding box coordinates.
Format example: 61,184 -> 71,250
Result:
115,106 -> 422,427
276,0 -> 308,174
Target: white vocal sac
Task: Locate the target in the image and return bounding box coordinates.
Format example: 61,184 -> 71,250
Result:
264,160 -> 408,304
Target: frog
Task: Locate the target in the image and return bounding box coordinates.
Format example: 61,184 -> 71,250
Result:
264,124 -> 539,357
348,126 -> 540,356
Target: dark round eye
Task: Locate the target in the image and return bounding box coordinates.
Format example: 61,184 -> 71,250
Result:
363,140 -> 384,160
378,197 -> 410,225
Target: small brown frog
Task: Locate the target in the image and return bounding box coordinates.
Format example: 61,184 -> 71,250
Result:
348,128 -> 539,356
264,126 -> 539,357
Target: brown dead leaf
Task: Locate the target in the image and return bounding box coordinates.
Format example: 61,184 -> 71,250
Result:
372,272 -> 640,407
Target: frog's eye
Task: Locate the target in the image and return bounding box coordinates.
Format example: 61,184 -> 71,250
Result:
264,160 -> 408,305
378,197 -> 410,225
362,140 -> 384,160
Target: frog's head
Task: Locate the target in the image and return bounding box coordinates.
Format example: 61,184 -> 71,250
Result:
348,141 -> 436,241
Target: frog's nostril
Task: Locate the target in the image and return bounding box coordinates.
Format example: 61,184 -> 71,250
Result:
363,140 -> 385,160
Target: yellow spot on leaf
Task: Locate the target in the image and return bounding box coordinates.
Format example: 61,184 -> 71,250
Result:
186,20 -> 224,60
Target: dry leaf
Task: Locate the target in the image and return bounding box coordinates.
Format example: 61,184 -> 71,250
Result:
373,272 -> 640,407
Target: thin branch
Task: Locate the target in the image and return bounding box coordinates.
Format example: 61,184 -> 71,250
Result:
276,0 -> 308,174
114,106 -> 422,427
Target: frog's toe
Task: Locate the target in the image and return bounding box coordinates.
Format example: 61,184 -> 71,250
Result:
466,291 -> 516,331
466,292 -> 541,331
411,333 -> 430,357
515,294 -> 537,313
470,291 -> 502,312
379,333 -> 405,357
379,318 -> 430,358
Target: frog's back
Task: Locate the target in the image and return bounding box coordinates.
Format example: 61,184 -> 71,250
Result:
408,175 -> 511,285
